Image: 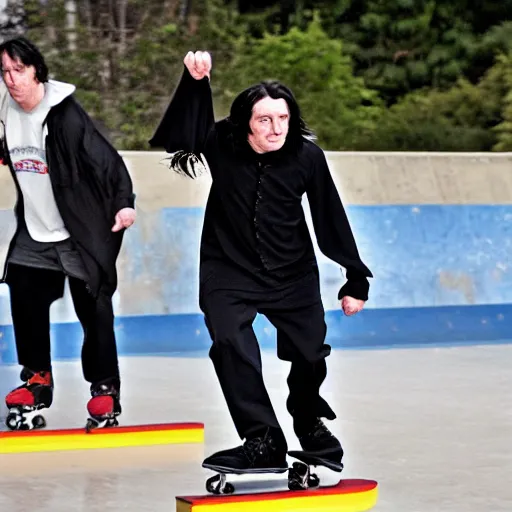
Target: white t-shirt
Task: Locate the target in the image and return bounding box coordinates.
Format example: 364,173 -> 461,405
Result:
6,81 -> 75,242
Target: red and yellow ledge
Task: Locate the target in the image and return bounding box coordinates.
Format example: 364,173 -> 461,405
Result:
0,422 -> 204,454
176,479 -> 378,512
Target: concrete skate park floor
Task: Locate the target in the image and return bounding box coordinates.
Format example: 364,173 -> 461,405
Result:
0,345 -> 511,512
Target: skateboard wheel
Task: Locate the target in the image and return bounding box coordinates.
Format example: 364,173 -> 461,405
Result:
223,482 -> 235,494
288,461 -> 310,491
308,472 -> 320,488
288,479 -> 306,491
206,474 -> 234,495
206,475 -> 222,494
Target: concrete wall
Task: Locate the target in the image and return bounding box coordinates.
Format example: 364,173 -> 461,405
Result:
0,151 -> 511,362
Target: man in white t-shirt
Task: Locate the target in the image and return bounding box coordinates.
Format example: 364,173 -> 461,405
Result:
0,37 -> 136,431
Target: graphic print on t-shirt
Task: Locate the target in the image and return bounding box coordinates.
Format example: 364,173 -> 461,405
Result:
7,141 -> 69,243
10,146 -> 49,175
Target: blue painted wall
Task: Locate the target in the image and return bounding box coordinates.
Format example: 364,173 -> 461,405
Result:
0,204 -> 511,363
113,203 -> 512,312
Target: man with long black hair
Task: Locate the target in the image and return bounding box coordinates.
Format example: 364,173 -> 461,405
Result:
0,37 -> 136,431
150,51 -> 372,471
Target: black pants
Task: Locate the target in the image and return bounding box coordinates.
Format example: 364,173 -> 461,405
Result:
200,264 -> 336,441
6,264 -> 119,387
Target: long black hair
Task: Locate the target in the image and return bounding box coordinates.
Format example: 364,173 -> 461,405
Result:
225,80 -> 315,154
161,78 -> 315,178
0,37 -> 48,82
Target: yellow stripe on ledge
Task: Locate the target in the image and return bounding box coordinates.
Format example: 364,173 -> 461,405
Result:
0,423 -> 204,454
176,479 -> 378,512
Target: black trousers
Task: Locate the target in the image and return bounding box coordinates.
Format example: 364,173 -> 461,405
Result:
200,263 -> 336,441
6,264 -> 120,387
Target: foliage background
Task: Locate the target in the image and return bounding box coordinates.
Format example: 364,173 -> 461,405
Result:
1,0 -> 511,151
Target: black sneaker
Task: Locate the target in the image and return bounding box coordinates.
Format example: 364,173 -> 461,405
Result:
202,429 -> 288,474
295,418 -> 344,462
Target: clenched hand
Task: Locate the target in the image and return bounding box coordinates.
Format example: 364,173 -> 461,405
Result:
184,51 -> 212,80
341,296 -> 365,316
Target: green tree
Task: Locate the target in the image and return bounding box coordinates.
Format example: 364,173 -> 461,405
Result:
331,0 -> 481,101
17,0 -> 511,151
221,16 -> 383,150
352,51 -> 510,151
493,53 -> 512,151
270,1 -> 512,103
22,0 -> 248,149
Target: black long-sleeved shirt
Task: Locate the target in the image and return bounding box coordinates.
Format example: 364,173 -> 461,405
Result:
150,68 -> 372,300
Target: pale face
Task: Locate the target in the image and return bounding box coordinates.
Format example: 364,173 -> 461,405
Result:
248,96 -> 290,154
1,51 -> 40,109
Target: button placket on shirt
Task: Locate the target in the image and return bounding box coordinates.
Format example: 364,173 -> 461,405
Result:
254,162 -> 268,268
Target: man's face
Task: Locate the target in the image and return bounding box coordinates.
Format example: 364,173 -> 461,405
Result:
1,51 -> 39,107
248,96 -> 290,154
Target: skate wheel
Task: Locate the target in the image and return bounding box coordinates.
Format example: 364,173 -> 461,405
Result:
108,418 -> 119,428
6,412 -> 21,431
85,417 -> 119,433
32,415 -> 46,430
85,418 -> 98,433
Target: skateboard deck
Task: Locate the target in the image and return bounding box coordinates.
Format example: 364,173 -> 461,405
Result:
177,478 -> 379,512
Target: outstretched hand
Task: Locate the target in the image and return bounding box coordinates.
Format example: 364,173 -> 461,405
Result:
112,207 -> 136,232
341,296 -> 365,316
184,51 -> 212,80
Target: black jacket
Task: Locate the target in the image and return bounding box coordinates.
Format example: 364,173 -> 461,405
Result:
150,68 -> 372,300
1,95 -> 135,297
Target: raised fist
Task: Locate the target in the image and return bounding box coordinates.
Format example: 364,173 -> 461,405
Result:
184,51 -> 212,80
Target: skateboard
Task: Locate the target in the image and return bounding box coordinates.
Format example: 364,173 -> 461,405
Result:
204,450 -> 344,494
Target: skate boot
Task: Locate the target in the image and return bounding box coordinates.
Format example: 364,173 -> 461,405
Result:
292,418 -> 344,471
203,427 -> 289,474
85,379 -> 121,432
5,369 -> 53,430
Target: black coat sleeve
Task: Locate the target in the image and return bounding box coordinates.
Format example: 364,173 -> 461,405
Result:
51,97 -> 135,217
149,66 -> 215,176
86,132 -> 135,214
78,103 -> 136,214
306,146 -> 373,301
